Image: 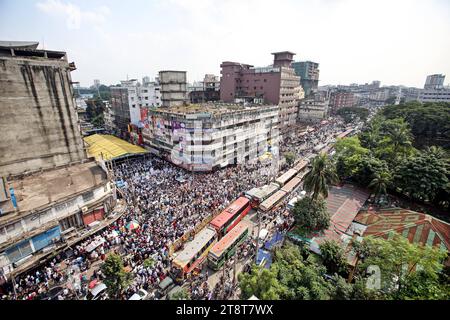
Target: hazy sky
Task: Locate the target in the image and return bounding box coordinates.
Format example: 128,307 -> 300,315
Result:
1,0 -> 449,87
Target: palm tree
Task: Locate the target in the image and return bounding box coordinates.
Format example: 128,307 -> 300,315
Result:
386,122 -> 413,156
426,146 -> 448,160
303,153 -> 339,200
368,170 -> 391,204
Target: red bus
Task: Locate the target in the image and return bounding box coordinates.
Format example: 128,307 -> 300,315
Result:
209,197 -> 251,239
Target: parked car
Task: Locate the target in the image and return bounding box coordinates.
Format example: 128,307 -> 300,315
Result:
86,283 -> 107,300
128,289 -> 149,300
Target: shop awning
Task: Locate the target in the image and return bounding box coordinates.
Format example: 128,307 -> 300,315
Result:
83,134 -> 148,161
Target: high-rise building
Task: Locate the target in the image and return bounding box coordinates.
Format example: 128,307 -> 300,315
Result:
220,51 -> 303,134
159,70 -> 188,108
188,74 -> 220,103
292,61 -> 320,97
424,74 -> 445,89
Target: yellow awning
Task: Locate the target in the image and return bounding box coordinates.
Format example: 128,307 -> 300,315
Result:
83,134 -> 148,161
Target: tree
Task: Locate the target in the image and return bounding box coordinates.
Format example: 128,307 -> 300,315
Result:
239,266 -> 282,300
375,118 -> 415,162
303,153 -> 339,200
368,170 -> 392,203
354,235 -> 447,299
293,196 -> 330,232
168,287 -> 191,300
334,137 -> 369,179
101,254 -> 133,299
284,152 -> 296,167
393,150 -> 449,203
337,107 -> 369,123
319,240 -> 348,275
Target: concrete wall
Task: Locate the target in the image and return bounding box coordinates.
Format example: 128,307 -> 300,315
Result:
0,56 -> 86,176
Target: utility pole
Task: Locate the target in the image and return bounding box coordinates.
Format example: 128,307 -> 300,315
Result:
255,210 -> 261,265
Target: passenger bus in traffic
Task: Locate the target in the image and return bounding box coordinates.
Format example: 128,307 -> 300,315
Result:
275,169 -> 298,187
207,221 -> 250,270
209,196 -> 251,238
259,190 -> 288,212
244,183 -> 279,208
171,227 -> 217,283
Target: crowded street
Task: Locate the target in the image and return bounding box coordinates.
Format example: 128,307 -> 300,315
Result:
0,114 -> 369,301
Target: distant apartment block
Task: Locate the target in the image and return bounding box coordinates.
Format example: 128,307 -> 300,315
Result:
292,61 -> 320,97
110,78 -> 161,137
424,74 -> 445,90
188,74 -> 220,103
220,51 -> 304,134
329,91 -> 357,112
298,95 -> 329,123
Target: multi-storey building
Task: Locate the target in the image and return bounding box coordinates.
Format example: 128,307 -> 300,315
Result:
329,91 -> 356,112
220,51 -> 304,135
0,41 -> 86,177
0,41 -> 116,279
292,61 -> 320,97
159,71 -> 188,108
143,102 -> 280,171
298,94 -> 329,123
110,78 -> 161,137
424,74 -> 445,90
188,74 -> 220,103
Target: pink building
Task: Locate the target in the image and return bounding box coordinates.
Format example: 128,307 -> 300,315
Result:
220,51 -> 304,133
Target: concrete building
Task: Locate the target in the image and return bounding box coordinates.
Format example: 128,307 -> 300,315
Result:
418,88 -> 450,103
110,78 -> 161,137
292,61 -> 320,97
220,51 -> 303,134
424,74 -> 445,90
0,161 -> 115,276
159,70 -> 188,108
143,102 -> 280,171
298,94 -> 329,123
0,41 -> 117,278
0,41 -> 86,177
188,74 -> 220,103
329,91 -> 356,112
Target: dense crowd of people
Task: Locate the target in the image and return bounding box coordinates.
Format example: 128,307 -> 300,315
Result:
1,116 -> 356,301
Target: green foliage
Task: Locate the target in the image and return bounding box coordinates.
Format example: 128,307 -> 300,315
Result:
284,152 -> 296,166
393,150 -> 449,203
293,196 -> 330,232
239,266 -> 283,300
101,254 -> 133,299
319,240 -> 348,275
382,102 -> 450,149
303,153 -> 339,200
334,137 -> 369,179
368,170 -> 392,202
240,244 -> 333,300
168,287 -> 191,300
355,235 -> 448,299
86,98 -> 105,126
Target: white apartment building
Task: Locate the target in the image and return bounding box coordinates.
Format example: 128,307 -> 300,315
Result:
143,103 -> 280,171
298,97 -> 329,123
418,88 -> 450,103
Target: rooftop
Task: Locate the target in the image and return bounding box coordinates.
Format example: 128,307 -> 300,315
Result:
353,209 -> 450,252
0,40 -> 67,60
150,102 -> 277,117
0,161 -> 107,222
84,134 -> 148,161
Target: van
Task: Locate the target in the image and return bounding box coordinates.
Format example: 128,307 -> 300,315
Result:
87,283 -> 107,300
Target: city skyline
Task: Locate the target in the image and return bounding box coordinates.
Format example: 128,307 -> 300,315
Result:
1,0 -> 450,88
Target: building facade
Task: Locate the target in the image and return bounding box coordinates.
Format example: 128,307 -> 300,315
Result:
110,78 -> 161,137
143,103 -> 280,171
292,61 -> 320,97
188,74 -> 220,103
298,95 -> 329,123
219,51 -> 303,134
329,91 -> 356,112
0,41 -> 116,278
424,74 -> 445,90
0,42 -> 86,177
159,71 -> 188,108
